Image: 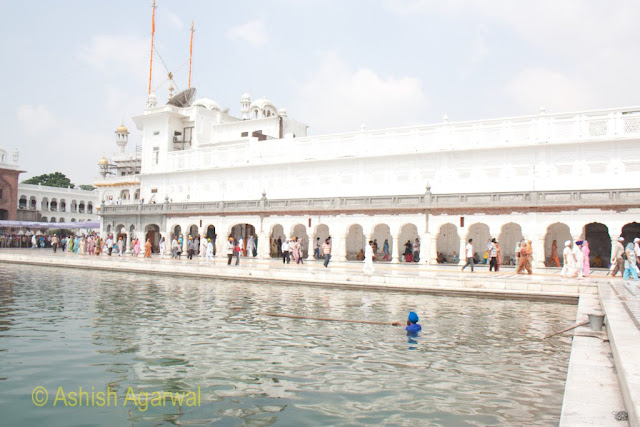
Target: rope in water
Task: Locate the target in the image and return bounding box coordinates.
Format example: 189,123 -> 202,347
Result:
262,313 -> 399,326
543,320 -> 589,339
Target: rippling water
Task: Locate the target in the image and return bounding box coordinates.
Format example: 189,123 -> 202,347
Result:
0,263 -> 575,426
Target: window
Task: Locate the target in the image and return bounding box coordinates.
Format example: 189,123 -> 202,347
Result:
153,131 -> 160,136
241,131 -> 249,137
184,127 -> 193,143
153,147 -> 159,165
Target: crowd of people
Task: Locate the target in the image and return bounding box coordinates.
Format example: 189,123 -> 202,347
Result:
11,229 -> 640,280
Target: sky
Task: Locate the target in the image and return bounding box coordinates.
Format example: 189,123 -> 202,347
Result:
2,0 -> 639,185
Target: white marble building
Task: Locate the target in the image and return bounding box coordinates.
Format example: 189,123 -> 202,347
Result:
17,183 -> 98,223
98,91 -> 640,267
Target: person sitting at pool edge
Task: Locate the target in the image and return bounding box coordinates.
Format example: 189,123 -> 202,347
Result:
406,311 -> 421,334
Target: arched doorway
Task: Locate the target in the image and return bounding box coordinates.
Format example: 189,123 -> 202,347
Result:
370,224 -> 391,261
466,223 -> 490,262
188,224 -> 199,238
621,222 -> 640,245
544,223 -> 571,266
172,225 -> 182,239
60,199 -> 66,212
145,224 -> 160,252
205,225 -> 217,255
436,223 -> 459,263
585,222 -> 611,264
19,196 -> 27,210
41,197 -> 49,211
270,224 -> 285,257
346,224 -> 365,260
231,223 -> 256,255
116,224 -> 127,252
399,223 -> 419,262
291,224 -> 309,258
313,224 -> 331,259
50,199 -> 58,211
29,197 -> 37,210
499,223 -> 523,266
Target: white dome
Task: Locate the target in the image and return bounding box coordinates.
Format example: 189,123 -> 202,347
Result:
241,92 -> 251,101
250,97 -> 276,110
192,97 -> 221,111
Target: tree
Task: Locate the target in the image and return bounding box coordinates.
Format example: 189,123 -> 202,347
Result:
22,172 -> 75,188
79,184 -> 96,191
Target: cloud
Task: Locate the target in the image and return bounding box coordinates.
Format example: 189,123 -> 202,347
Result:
162,9 -> 184,30
16,105 -> 56,136
226,20 -> 268,47
78,35 -> 149,80
292,52 -> 427,133
16,105 -> 114,184
506,68 -> 594,112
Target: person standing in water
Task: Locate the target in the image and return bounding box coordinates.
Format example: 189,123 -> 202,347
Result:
406,311 -> 422,334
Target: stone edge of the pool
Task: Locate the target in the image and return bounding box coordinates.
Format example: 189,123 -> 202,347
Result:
0,253 -> 587,303
559,293 -> 628,427
598,283 -> 640,427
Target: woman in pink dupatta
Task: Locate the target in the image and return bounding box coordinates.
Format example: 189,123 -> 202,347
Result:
582,240 -> 591,277
133,238 -> 141,257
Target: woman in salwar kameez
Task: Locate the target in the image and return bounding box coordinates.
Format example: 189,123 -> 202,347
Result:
549,240 -> 561,267
291,238 -> 300,263
582,240 -> 591,277
133,239 -> 141,257
144,239 -> 152,258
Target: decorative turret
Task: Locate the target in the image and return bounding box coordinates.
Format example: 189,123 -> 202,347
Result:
241,93 -> 251,120
12,149 -> 19,165
98,156 -> 109,177
115,123 -> 129,154
146,93 -> 158,109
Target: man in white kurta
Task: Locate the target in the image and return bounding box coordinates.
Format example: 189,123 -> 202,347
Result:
363,241 -> 375,275
561,240 -> 575,278
206,239 -> 214,261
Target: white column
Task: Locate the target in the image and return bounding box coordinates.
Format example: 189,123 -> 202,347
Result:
258,231 -> 269,259
533,234 -> 546,269
332,233 -> 347,262
458,237 -> 466,265
429,232 -> 438,265
419,232 -> 429,263
391,232 -> 402,263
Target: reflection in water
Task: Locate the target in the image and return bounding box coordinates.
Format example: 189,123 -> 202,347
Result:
0,263 -> 575,426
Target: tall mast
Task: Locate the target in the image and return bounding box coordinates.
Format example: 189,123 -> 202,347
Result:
148,0 -> 156,95
188,21 -> 194,88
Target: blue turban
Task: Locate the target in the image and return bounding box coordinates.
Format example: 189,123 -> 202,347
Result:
408,311 -> 419,323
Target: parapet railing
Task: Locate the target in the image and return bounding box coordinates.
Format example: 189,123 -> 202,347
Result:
161,107 -> 640,173
101,188 -> 640,216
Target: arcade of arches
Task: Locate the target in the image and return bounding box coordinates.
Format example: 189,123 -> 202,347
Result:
100,213 -> 640,266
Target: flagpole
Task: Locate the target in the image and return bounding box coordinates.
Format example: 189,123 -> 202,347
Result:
148,0 -> 156,94
188,21 -> 194,88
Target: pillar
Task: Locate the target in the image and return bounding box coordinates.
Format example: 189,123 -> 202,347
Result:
458,237 -> 466,265
429,232 -> 438,265
533,234 -> 546,269
419,232 -> 430,263
258,231 -> 269,259
391,232 -> 402,263
332,233 -> 347,262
